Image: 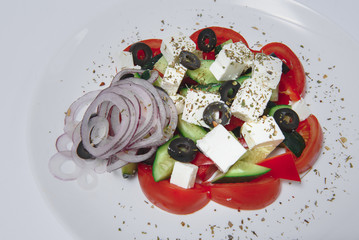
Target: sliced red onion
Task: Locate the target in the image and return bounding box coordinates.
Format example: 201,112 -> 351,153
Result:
51,68 -> 178,182
49,151 -> 82,181
64,90 -> 100,136
106,155 -> 128,172
77,169 -> 98,190
56,133 -> 73,152
116,147 -> 156,163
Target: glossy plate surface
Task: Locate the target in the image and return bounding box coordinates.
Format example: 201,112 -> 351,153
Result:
28,0 -> 359,239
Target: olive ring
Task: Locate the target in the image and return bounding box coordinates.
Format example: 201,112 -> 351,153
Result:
203,101 -> 232,128
197,28 -> 217,53
219,80 -> 241,105
129,42 -> 153,67
168,137 -> 197,163
273,108 -> 300,132
179,51 -> 201,70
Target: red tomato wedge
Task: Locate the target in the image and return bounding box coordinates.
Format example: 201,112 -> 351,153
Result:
137,164 -> 210,215
207,175 -> 281,210
258,152 -> 301,182
191,153 -> 217,182
190,26 -> 249,60
260,42 -> 306,104
294,114 -> 323,173
190,26 -> 249,48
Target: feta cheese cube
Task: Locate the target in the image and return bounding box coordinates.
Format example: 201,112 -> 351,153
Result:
230,78 -> 272,122
181,89 -> 221,128
160,63 -> 187,95
160,35 -> 196,64
209,42 -> 254,81
170,94 -> 186,114
118,51 -> 141,70
290,98 -> 311,121
241,116 -> 285,149
196,124 -> 247,173
170,161 -> 198,189
252,53 -> 282,89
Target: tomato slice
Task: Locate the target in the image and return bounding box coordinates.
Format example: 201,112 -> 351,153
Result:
123,39 -> 162,58
258,152 -> 301,182
207,175 -> 281,210
190,26 -> 249,47
191,153 -> 217,182
260,42 -> 306,104
137,164 -> 210,215
190,26 -> 249,60
294,114 -> 323,173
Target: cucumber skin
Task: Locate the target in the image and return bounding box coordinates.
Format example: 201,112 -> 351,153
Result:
213,161 -> 270,183
177,115 -> 207,143
268,104 -> 291,116
283,131 -> 306,157
152,135 -> 180,182
186,60 -> 219,85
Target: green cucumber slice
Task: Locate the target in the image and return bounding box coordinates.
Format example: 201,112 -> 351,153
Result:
283,131 -> 306,157
213,161 -> 270,183
177,114 -> 207,143
268,104 -> 291,116
153,55 -> 168,75
152,135 -> 180,182
186,60 -> 219,85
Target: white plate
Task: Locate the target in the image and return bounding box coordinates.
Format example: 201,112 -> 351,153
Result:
28,0 -> 359,239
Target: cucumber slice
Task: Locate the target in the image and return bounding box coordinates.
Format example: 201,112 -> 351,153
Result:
177,114 -> 207,142
283,131 -> 306,157
213,161 -> 270,183
178,74 -> 250,97
121,163 -> 138,178
240,145 -> 276,164
142,53 -> 163,70
214,39 -> 233,55
153,55 -> 168,75
186,60 -> 219,85
152,135 -> 180,182
268,104 -> 291,116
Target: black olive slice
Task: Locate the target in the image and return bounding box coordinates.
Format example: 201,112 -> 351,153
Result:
197,28 -> 217,53
269,52 -> 290,74
219,80 -> 241,106
168,137 -> 197,163
129,42 -> 153,67
179,51 -> 201,70
273,108 -> 300,132
76,141 -> 94,160
203,101 -> 231,128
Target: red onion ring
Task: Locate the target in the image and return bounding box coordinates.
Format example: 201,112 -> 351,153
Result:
50,69 -> 178,184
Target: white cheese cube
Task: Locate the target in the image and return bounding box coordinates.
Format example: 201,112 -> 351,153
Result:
118,51 -> 141,70
252,53 -> 282,89
230,78 -> 272,122
196,124 -> 247,173
290,98 -> 311,121
170,161 -> 198,189
160,35 -> 196,64
241,116 -> 285,149
209,42 -> 254,81
170,94 -> 186,114
160,63 -> 187,95
181,89 -> 221,128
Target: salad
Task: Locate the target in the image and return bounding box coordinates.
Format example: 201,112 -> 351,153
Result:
49,27 -> 323,214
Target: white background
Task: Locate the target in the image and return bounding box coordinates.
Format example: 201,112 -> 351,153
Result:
1,0 -> 358,239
